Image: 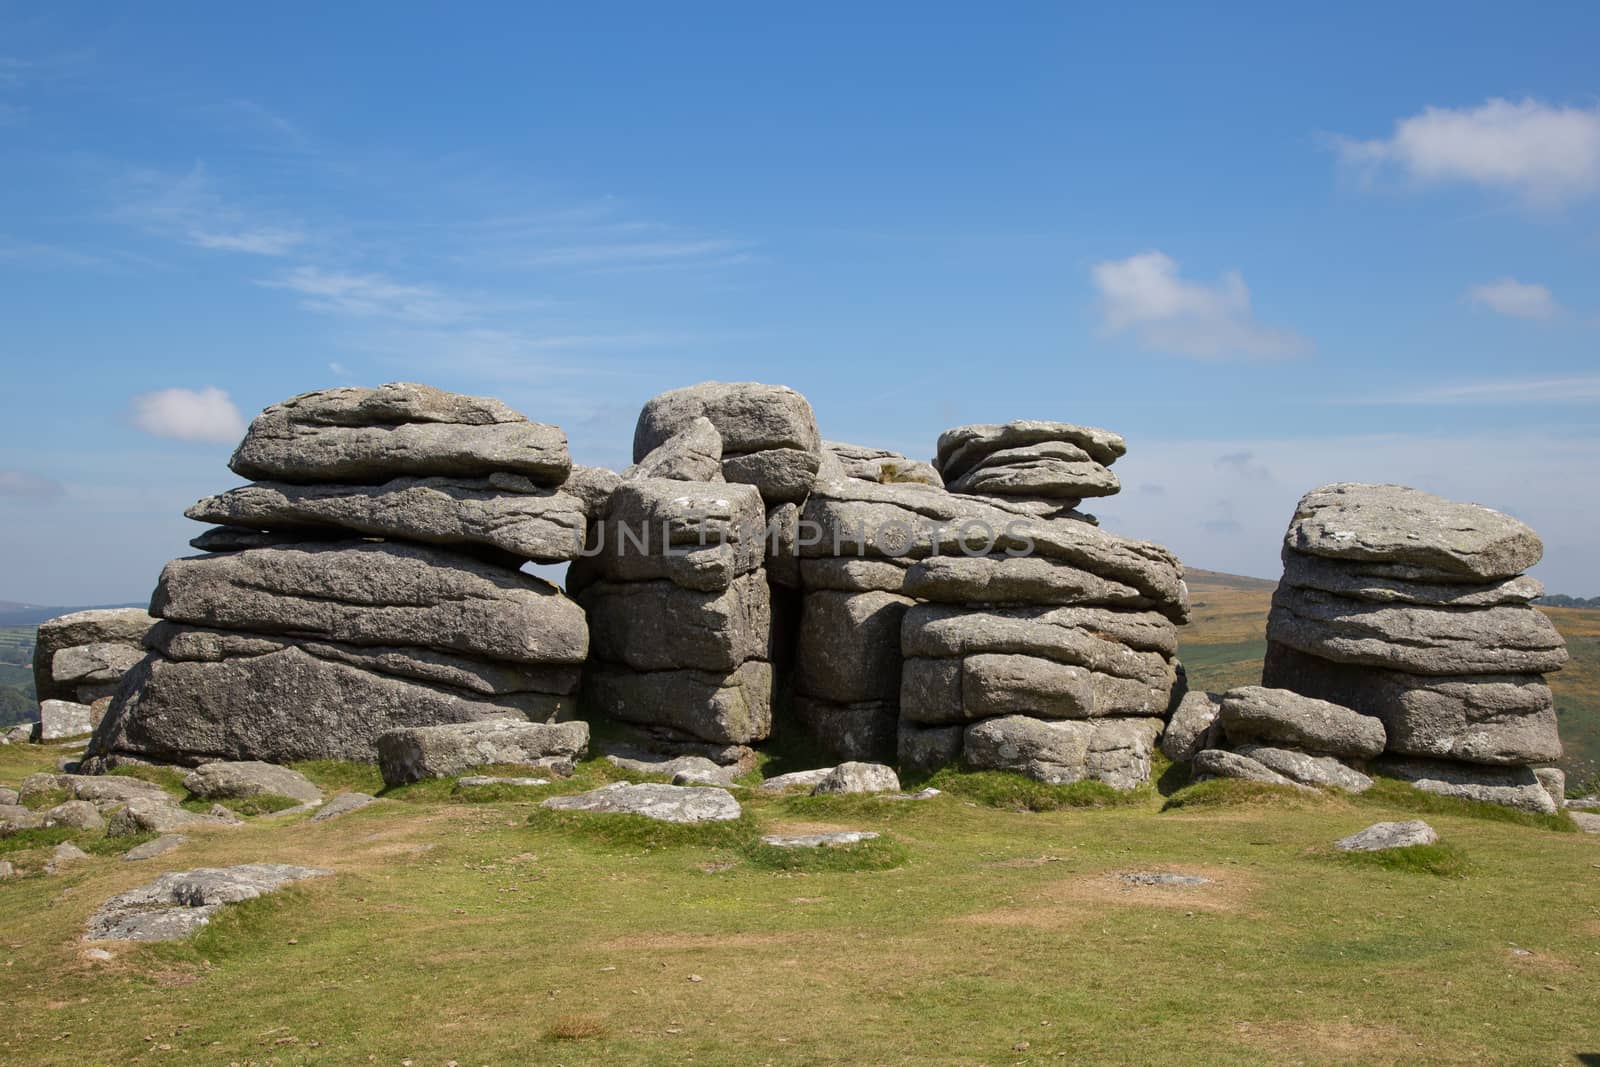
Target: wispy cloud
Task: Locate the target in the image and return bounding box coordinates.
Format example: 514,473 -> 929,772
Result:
260,266 -> 473,324
116,162 -> 308,256
1334,98 -> 1600,207
0,469 -> 65,499
1463,277 -> 1563,321
512,238 -> 749,270
1090,250 -> 1311,360
127,386 -> 246,444
1364,375 -> 1600,405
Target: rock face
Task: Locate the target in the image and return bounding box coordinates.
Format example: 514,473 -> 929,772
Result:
633,382 -> 822,503
1334,820 -> 1439,852
33,608 -> 156,705
183,762 -> 323,805
1263,483 -> 1567,811
34,699 -> 94,741
811,761 -> 901,795
85,864 -> 330,941
88,384 -> 593,768
541,782 -> 742,823
1218,686 -> 1385,759
376,719 -> 589,786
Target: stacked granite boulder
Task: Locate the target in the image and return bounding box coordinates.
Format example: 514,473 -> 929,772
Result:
791,420 -> 1189,785
1186,686 -> 1387,793
1261,483 -> 1567,813
31,608 -> 156,740
87,383 -> 595,767
572,383 -> 824,764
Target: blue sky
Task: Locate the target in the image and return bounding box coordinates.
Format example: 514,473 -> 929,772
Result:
2,2 -> 1598,604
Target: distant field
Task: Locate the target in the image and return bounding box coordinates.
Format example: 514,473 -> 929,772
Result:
1179,570 -> 1600,790
0,625 -> 36,727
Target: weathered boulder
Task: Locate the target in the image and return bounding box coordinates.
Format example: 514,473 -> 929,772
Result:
627,416 -> 724,482
936,421 -> 1126,479
962,715 -> 1163,788
1161,690 -> 1221,763
1260,643 -> 1561,766
580,573 -> 771,672
793,696 -> 898,763
34,699 -> 94,741
946,440 -> 1119,500
1283,483 -> 1543,582
799,478 -> 1188,621
798,556 -> 914,593
22,773 -> 167,806
905,601 -> 1177,665
558,464 -> 623,519
1278,550 -> 1544,608
796,590 -> 911,705
0,805 -> 43,834
903,554 -> 1161,612
1375,758 -> 1557,815
122,835 -> 186,861
1267,585 -> 1567,676
1218,686 -> 1386,759
50,643 -> 146,700
760,830 -> 880,848
85,864 -> 331,941
308,792 -> 379,823
823,441 -> 942,487
107,797 -> 239,837
187,476 -> 589,563
1191,748 -> 1308,790
1334,820 -> 1439,852
583,660 -> 772,746
541,782 -> 741,823
1233,744 -> 1373,792
605,752 -> 737,786
230,383 -> 570,485
574,478 -> 766,592
183,762 -> 322,805
812,761 -> 902,795
152,542 -> 588,667
634,382 -> 821,502
897,722 -> 964,775
756,768 -> 836,793
92,644 -> 572,766
1535,767 -> 1566,809
376,719 -> 589,786
43,799 -> 104,831
46,841 -> 91,873
33,608 -> 156,703
901,646 -> 1173,726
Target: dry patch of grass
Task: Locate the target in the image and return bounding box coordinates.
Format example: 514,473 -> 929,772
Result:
957,865 -> 1252,928
1231,1019 -> 1420,1063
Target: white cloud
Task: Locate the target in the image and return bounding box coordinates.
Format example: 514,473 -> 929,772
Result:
128,387 -> 246,444
1366,374 -> 1600,406
1336,98 -> 1600,206
1464,278 -> 1561,320
0,470 -> 64,498
1090,251 -> 1311,359
187,227 -> 304,256
261,266 -> 470,324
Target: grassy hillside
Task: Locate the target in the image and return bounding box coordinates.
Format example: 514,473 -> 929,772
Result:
1179,570 -> 1600,791
1,740 -> 1598,1064
0,625 -> 35,727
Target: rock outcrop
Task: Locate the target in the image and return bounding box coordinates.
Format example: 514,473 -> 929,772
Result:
1261,483 -> 1566,809
87,384 -> 595,767
30,608 -> 156,737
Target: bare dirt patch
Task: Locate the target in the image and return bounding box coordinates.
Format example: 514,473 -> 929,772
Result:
1231,1018 -> 1419,1062
956,865 -> 1252,928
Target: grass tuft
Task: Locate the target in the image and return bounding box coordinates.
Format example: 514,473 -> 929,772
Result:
546,1013 -> 607,1041
1333,842 -> 1470,878
925,767 -> 1145,812
182,793 -> 302,817
108,763 -> 189,796
19,788 -> 67,812
288,759 -> 385,795
1359,777 -> 1576,833
527,808 -> 760,852
742,834 -> 908,873
0,826 -> 73,855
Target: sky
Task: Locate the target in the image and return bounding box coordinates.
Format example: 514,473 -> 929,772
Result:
2,2 -> 1598,605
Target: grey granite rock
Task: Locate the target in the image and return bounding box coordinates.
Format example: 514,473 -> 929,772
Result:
760,831 -> 880,848
897,722 -> 965,775
376,719 -> 588,786
756,768 -> 836,793
85,864 -> 331,941
793,696 -> 899,764
1161,690 -> 1221,763
936,421 -> 1126,479
811,761 -> 902,795
627,416 -> 724,482
796,590 -> 911,705
1191,748 -> 1309,790
230,382 -> 570,485
308,792 -> 379,823
1278,549 -> 1544,607
1233,744 -> 1373,793
634,381 -> 821,459
122,835 -> 186,861
946,440 -> 1119,500
1219,686 -> 1387,759
541,781 -> 742,823
33,608 -> 156,703
605,752 -> 737,786
823,441 -> 943,487
580,572 -> 771,672
43,799 -> 104,831
183,762 -> 323,805
187,476 -> 590,563
963,715 -> 1163,789
34,699 -> 94,741
902,554 -> 1160,612
1377,758 -> 1558,814
106,798 -> 240,837
1333,820 -> 1439,852
1283,482 -> 1543,581
583,660 -> 773,745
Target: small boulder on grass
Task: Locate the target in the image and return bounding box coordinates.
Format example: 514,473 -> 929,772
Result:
759,831 -> 879,848
757,768 -> 835,793
812,762 -> 900,796
376,719 -> 588,787
308,793 -> 378,823
43,800 -> 104,831
183,762 -> 322,806
1334,820 -> 1439,853
541,782 -> 741,824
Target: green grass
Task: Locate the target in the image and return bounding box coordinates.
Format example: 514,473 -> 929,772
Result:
1357,777 -> 1577,833
921,766 -> 1149,811
288,759 -> 386,795
1161,778 -> 1326,811
19,787 -> 68,811
1332,842 -> 1470,878
108,763 -> 190,795
0,825 -> 75,855
182,793 -> 302,816
2,741 -> 1599,1064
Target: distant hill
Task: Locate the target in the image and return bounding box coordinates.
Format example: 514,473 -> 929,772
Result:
1179,569 -> 1600,792
1535,594 -> 1600,609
